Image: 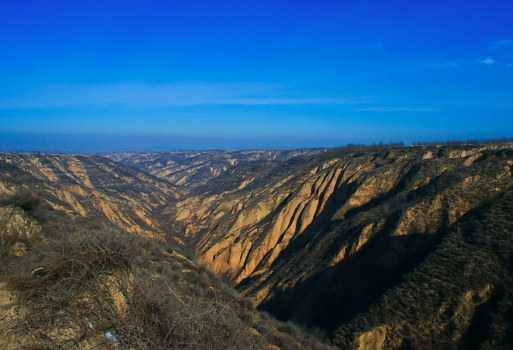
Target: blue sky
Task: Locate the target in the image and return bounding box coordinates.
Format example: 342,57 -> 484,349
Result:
1,0 -> 512,152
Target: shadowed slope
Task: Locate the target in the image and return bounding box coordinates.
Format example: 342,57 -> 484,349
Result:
333,186 -> 513,349
167,144 -> 513,346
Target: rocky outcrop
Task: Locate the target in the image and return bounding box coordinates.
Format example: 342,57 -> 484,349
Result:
0,206 -> 42,258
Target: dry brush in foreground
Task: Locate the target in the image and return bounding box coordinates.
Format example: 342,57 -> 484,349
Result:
0,191 -> 331,350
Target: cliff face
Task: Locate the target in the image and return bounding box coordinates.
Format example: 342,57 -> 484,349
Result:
167,144 -> 513,347
103,149 -> 325,189
0,154 -> 182,237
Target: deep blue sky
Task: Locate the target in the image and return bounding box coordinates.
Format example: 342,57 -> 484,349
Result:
1,0 -> 512,152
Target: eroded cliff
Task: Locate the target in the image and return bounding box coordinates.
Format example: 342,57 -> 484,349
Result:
167,144 -> 513,347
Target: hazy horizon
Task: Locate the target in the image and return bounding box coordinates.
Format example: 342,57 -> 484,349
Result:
2,132 -> 512,154
1,0 -> 512,153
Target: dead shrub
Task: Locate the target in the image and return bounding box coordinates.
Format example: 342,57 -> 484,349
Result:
278,321 -> 302,338
42,230 -> 135,281
0,212 -> 332,350
1,189 -> 60,228
241,296 -> 256,310
2,274 -> 44,291
2,188 -> 44,213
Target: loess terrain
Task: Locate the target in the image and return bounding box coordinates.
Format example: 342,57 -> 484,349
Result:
166,144 -> 513,348
0,193 -> 328,349
103,149 -> 325,189
2,143 -> 513,349
0,153 -> 182,238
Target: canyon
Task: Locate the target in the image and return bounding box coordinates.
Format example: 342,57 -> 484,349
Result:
1,144 -> 513,349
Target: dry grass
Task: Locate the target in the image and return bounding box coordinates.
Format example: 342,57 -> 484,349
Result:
0,192 -> 332,349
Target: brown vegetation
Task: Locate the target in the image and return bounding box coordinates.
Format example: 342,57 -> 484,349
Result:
2,188 -> 44,213
334,186 -> 513,348
0,192 -> 331,349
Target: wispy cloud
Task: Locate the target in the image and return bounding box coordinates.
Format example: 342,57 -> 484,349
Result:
208,97 -> 370,105
479,57 -> 495,65
417,60 -> 462,69
507,63 -> 513,68
0,82 -> 372,109
494,39 -> 513,46
357,107 -> 438,112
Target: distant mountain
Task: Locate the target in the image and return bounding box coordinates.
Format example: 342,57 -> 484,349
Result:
102,149 -> 326,189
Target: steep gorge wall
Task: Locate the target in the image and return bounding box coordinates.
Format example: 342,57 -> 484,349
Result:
168,144 -> 513,340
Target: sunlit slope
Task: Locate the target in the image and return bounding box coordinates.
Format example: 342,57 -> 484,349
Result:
0,196 -> 330,349
0,153 -> 183,236
104,149 -> 325,189
168,144 -> 513,344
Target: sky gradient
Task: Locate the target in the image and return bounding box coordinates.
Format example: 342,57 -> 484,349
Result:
1,0 -> 512,152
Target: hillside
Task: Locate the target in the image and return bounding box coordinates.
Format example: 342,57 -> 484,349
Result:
334,184 -> 513,349
3,145 -> 513,348
103,149 -> 325,189
166,144 -> 513,348
0,153 -> 183,237
0,193 -> 329,349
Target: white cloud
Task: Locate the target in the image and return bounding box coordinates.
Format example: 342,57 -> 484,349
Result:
377,41 -> 382,47
0,82 -> 372,109
479,57 -> 495,65
357,107 -> 438,112
507,63 -> 513,67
